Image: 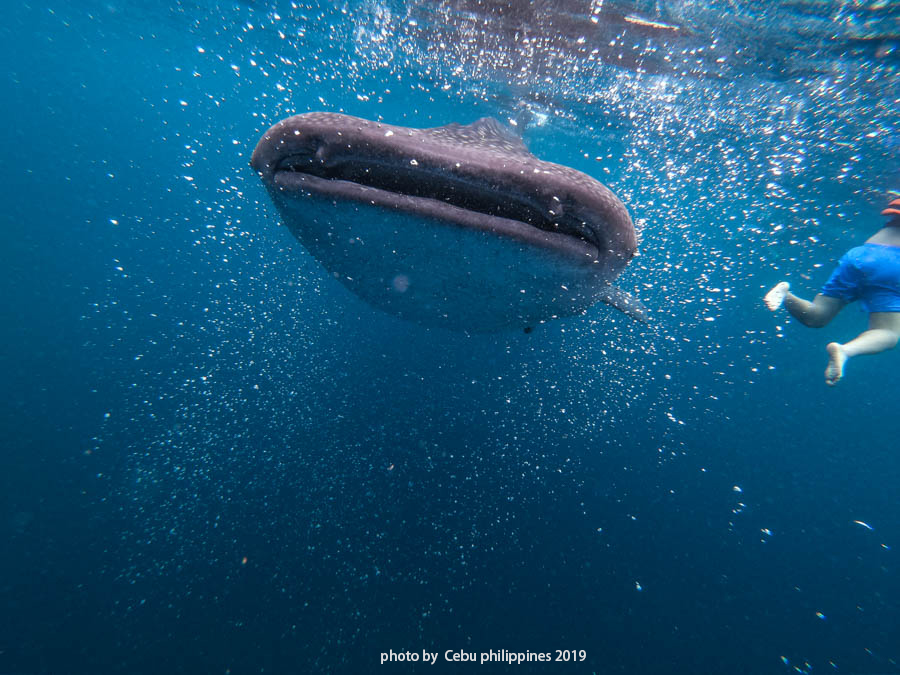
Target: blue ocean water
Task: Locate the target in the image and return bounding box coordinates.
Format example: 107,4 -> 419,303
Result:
1,1 -> 898,674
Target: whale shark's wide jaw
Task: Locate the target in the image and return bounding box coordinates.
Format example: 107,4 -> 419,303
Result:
266,148 -> 605,258
249,114 -> 636,266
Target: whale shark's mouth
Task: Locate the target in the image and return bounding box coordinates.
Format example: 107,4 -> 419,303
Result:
271,150 -> 605,256
251,113 -> 640,270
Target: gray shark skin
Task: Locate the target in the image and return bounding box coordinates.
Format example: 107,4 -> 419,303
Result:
251,112 -> 646,331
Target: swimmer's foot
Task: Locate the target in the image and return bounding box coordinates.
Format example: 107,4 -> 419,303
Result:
825,342 -> 848,386
764,281 -> 790,311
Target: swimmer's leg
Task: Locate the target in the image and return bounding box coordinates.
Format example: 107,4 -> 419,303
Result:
765,283 -> 844,326
767,284 -> 846,328
825,312 -> 900,386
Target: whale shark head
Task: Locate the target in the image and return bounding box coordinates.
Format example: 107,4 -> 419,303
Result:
251,112 -> 646,331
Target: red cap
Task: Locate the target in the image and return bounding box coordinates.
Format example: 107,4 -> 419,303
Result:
882,198 -> 900,218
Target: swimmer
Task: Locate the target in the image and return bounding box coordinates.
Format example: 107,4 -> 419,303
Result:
765,197 -> 900,386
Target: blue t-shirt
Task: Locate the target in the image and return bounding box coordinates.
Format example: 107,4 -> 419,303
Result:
820,243 -> 900,312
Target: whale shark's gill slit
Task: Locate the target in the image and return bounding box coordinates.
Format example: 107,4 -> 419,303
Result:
275,154 -> 602,252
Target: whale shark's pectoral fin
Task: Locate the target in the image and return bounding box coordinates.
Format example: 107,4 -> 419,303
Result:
599,285 -> 649,323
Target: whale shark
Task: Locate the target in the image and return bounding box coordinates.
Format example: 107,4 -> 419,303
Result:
251,112 -> 646,331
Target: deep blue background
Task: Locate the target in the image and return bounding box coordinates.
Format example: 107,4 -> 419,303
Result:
1,2 -> 898,674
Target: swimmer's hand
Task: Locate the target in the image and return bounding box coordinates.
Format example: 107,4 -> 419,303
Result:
764,281 -> 790,311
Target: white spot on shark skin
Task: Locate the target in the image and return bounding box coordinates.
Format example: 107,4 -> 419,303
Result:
392,274 -> 410,292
